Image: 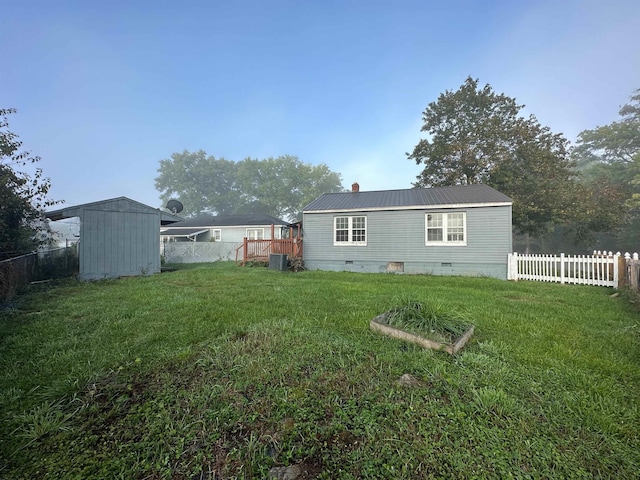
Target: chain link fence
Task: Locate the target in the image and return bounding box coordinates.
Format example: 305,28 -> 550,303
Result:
0,244 -> 79,305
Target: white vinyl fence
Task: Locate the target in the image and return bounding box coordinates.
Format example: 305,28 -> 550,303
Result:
507,251 -> 625,288
163,241 -> 240,263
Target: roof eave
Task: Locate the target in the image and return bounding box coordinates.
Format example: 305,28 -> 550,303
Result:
303,201 -> 513,214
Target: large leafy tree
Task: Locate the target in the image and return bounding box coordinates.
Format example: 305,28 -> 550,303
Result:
408,77 -> 583,238
155,151 -> 343,220
234,155 -> 344,221
409,77 -> 523,187
571,89 -> 640,250
490,121 -> 578,237
155,150 -> 241,217
573,89 -> 640,207
0,108 -> 59,258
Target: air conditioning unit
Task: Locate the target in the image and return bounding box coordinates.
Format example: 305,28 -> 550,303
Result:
269,254 -> 288,271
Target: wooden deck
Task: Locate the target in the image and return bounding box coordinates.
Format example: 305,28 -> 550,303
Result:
236,238 -> 303,265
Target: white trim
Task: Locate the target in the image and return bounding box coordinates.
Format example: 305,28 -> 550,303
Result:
304,201 -> 511,214
333,215 -> 367,246
212,229 -> 222,241
425,212 -> 467,246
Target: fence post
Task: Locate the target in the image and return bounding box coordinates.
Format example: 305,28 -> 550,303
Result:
560,253 -> 565,284
613,252 -> 620,289
507,253 -> 517,281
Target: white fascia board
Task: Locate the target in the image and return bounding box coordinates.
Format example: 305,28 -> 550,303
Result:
303,202 -> 512,214
160,229 -> 210,237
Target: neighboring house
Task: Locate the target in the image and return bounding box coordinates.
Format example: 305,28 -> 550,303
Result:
160,213 -> 289,244
46,197 -> 180,280
302,183 -> 513,279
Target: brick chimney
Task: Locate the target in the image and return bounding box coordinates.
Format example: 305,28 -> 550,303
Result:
352,182 -> 360,193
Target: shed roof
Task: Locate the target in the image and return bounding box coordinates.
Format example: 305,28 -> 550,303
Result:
46,196 -> 181,224
165,213 -> 288,228
303,184 -> 512,213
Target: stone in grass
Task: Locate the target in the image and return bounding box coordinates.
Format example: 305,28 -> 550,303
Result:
269,464 -> 302,480
397,373 -> 423,387
370,312 -> 475,355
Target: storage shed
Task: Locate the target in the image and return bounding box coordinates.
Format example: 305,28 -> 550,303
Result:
302,184 -> 513,279
46,197 -> 179,280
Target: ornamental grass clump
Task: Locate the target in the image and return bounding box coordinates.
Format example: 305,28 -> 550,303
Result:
383,299 -> 471,344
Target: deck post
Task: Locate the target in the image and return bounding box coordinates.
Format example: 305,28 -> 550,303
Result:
243,237 -> 248,266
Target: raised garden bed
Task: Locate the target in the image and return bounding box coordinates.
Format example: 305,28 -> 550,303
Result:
370,301 -> 474,354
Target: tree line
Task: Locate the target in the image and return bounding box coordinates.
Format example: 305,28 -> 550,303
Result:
155,153 -> 343,221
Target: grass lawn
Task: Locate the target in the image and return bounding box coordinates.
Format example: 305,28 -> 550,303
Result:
1,262 -> 639,479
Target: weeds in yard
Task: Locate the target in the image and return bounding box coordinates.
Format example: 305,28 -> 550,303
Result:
13,399 -> 75,441
383,295 -> 471,344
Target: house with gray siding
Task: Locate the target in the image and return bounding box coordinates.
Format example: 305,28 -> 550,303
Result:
160,213 -> 289,244
46,197 -> 179,280
302,183 -> 513,279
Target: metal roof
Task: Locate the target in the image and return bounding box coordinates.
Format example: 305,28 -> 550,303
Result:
45,196 -> 182,223
303,184 -> 512,212
166,213 -> 288,228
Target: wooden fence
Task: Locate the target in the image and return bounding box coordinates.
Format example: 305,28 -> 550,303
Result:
508,251 -> 640,289
624,252 -> 640,291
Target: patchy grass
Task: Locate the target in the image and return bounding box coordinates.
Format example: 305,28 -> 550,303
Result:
1,262 -> 639,479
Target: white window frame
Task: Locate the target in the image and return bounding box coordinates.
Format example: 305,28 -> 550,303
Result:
212,229 -> 222,241
425,212 -> 467,246
333,215 -> 367,246
246,228 -> 264,240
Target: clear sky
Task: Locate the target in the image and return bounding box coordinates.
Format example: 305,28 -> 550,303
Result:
2,0 -> 639,212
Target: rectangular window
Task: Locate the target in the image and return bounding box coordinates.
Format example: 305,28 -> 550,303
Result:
212,229 -> 221,241
426,212 -> 466,245
246,228 -> 264,240
334,216 -> 367,246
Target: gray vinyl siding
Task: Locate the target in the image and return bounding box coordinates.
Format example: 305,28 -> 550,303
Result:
302,205 -> 512,279
163,225 -> 281,243
215,225 -> 280,243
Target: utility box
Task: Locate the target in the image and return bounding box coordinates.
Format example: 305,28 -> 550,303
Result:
269,254 -> 288,271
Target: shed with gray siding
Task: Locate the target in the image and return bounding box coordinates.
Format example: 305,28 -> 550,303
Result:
46,197 -> 179,280
302,184 -> 513,279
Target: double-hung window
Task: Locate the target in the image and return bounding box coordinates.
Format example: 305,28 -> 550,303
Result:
246,228 -> 264,240
334,216 -> 367,246
212,229 -> 222,241
426,212 -> 466,245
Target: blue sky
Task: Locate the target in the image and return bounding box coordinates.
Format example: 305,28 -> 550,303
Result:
2,0 -> 639,212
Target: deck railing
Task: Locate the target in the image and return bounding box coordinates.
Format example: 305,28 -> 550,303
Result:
236,238 -> 303,265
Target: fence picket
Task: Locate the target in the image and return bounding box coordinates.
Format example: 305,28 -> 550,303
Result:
506,252 -> 633,288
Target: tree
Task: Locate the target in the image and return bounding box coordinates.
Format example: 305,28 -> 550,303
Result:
155,150 -> 241,216
0,109 -> 59,258
408,77 -> 523,187
490,121 -> 578,238
408,77 -> 581,238
571,89 -> 640,250
235,155 -> 344,221
155,152 -> 343,220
